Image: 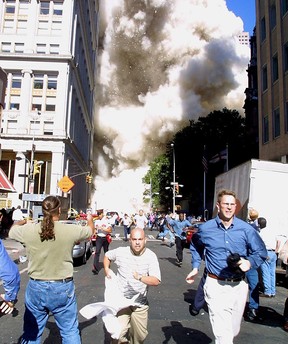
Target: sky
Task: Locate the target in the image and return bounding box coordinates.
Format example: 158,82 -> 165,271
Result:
226,0 -> 256,35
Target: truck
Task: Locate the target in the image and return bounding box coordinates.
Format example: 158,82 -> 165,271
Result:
213,159 -> 288,274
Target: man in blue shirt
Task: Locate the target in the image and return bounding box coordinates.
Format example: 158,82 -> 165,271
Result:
0,239 -> 20,314
166,212 -> 193,266
186,189 -> 267,344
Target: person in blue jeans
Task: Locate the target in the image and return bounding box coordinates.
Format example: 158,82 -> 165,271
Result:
258,217 -> 280,298
9,196 -> 94,344
245,210 -> 263,322
156,217 -> 175,247
0,239 -> 20,315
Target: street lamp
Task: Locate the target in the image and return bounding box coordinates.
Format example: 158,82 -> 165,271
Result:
171,143 -> 176,213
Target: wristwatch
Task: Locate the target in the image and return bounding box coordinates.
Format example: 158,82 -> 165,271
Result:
138,275 -> 142,282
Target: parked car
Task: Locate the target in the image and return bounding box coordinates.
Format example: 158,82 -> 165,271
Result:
185,222 -> 204,248
59,220 -> 92,265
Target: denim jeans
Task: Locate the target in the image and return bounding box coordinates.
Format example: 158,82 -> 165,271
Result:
21,279 -> 80,344
260,250 -> 277,296
158,226 -> 175,243
246,268 -> 260,309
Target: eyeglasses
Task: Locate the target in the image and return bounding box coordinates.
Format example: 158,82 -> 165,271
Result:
220,203 -> 236,207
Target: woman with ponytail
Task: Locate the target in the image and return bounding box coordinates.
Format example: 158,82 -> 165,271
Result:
9,195 -> 94,344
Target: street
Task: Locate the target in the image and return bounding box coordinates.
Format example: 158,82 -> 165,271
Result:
1,226 -> 287,344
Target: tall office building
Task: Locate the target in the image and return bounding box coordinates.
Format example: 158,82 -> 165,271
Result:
0,0 -> 99,212
256,0 -> 288,162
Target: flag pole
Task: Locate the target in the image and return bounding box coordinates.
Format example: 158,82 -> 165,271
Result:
225,144 -> 229,172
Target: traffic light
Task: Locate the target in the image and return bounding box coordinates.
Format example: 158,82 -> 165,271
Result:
33,160 -> 41,176
175,183 -> 179,194
86,175 -> 92,183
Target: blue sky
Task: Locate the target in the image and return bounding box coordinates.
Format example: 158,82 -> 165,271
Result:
226,0 -> 256,35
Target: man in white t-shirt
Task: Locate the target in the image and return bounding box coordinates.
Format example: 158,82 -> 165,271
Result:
133,209 -> 148,230
92,212 -> 112,275
104,228 -> 161,343
12,206 -> 24,222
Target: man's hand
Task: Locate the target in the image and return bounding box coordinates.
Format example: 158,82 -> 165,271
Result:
0,295 -> 14,315
186,268 -> 199,284
238,257 -> 251,272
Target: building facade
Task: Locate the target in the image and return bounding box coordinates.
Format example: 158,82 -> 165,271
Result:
256,0 -> 288,162
0,0 -> 99,212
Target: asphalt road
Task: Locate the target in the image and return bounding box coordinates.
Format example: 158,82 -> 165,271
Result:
1,226 -> 288,344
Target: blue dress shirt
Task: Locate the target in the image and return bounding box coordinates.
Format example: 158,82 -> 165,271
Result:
190,216 -> 267,279
0,239 -> 20,302
166,217 -> 192,240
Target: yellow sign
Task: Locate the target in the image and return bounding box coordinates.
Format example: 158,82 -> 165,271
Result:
58,176 -> 75,193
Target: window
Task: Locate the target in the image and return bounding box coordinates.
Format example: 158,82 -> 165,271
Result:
263,115 -> 269,143
47,75 -> 57,90
282,0 -> 288,15
285,101 -> 288,133
53,3 -> 63,16
5,1 -> 15,14
11,74 -> 22,89
40,2 -> 50,15
272,54 -> 278,82
17,19 -> 27,33
49,44 -> 59,54
9,95 -> 20,110
33,74 -> 44,89
284,42 -> 288,72
51,20 -> 62,35
273,108 -> 280,138
36,43 -> 46,54
32,96 -> 42,111
7,120 -> 17,133
1,42 -> 11,52
3,19 -> 14,33
38,20 -> 49,35
262,65 -> 268,91
270,4 -> 276,29
45,104 -> 55,112
261,17 -> 266,42
15,43 -> 24,53
44,121 -> 54,135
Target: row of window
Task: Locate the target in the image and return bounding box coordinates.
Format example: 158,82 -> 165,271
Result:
5,72 -> 57,112
262,44 -> 288,91
260,1 -> 288,42
1,41 -> 60,54
262,103 -> 288,143
4,0 -> 63,17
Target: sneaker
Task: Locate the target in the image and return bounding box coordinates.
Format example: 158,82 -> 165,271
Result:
245,309 -> 263,323
92,268 -> 99,275
189,305 -> 200,316
176,259 -> 182,266
169,242 -> 175,248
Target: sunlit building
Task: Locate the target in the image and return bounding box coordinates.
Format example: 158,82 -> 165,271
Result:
0,0 -> 99,212
256,0 -> 288,162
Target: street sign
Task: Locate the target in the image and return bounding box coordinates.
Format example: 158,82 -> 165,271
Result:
21,193 -> 46,202
58,176 -> 75,193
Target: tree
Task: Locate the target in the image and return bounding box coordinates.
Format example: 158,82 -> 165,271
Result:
143,108 -> 258,216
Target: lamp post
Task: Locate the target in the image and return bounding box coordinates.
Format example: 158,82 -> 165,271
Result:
171,143 -> 176,213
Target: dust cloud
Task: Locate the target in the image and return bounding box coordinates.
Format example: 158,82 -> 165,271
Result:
92,0 -> 250,213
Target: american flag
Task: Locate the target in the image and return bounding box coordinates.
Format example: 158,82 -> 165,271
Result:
202,146 -> 208,173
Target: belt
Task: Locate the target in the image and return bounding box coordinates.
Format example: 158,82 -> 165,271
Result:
267,249 -> 275,251
30,277 -> 73,283
208,272 -> 244,282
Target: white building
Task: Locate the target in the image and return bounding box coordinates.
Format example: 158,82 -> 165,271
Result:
237,32 -> 250,46
0,0 -> 99,213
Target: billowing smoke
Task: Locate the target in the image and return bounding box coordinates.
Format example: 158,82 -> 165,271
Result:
92,0 -> 249,213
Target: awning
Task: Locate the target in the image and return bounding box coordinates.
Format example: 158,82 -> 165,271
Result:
0,167 -> 16,193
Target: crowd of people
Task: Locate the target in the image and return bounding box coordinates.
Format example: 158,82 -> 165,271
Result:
1,190 -> 288,343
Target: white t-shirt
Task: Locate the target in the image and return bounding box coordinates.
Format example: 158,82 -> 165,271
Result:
133,214 -> 148,229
